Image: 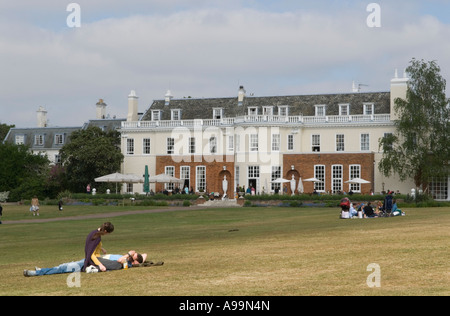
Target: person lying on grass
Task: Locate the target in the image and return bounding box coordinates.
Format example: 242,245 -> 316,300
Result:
23,250 -> 147,277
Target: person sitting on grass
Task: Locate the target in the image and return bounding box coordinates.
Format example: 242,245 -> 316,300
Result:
23,250 -> 147,277
363,202 -> 378,218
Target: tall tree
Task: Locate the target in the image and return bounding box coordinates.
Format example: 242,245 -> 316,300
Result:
0,142 -> 50,200
379,59 -> 450,189
59,126 -> 124,192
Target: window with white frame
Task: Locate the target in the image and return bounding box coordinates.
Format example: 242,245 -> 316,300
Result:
349,165 -> 361,193
250,134 -> 258,151
196,166 -> 206,192
364,103 -> 374,115
278,106 -> 289,116
152,110 -> 161,121
143,138 -> 151,155
165,166 -> 175,190
314,165 -> 325,192
235,134 -> 240,152
209,136 -> 217,154
213,108 -> 223,119
189,137 -> 195,154
228,135 -> 234,152
332,165 -> 343,193
55,154 -> 61,165
272,134 -> 280,151
339,104 -> 349,116
167,137 -> 174,154
248,107 -> 258,116
312,134 -> 320,152
287,134 -> 294,151
171,109 -> 181,121
336,134 -> 345,152
34,134 -> 44,146
315,105 -> 326,117
430,177 -> 448,200
15,135 -> 25,145
55,134 -> 64,145
126,138 -> 134,155
180,166 -> 190,187
360,133 -> 370,151
235,166 -> 240,189
248,165 -> 260,179
271,166 -> 281,191
263,106 -> 273,116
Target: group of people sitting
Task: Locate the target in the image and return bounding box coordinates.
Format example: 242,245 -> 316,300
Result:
339,192 -> 404,219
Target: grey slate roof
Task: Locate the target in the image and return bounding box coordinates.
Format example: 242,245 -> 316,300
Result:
3,127 -> 81,150
141,91 -> 391,121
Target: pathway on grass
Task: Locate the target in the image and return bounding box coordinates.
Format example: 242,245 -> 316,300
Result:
1,206 -> 204,225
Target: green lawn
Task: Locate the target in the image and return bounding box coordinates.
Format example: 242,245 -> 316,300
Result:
0,204 -> 449,296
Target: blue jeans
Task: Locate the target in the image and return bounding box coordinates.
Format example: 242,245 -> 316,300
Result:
35,259 -> 84,276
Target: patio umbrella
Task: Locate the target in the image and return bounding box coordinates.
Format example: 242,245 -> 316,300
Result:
345,178 -> 371,184
303,177 -> 323,183
143,165 -> 150,194
95,172 -> 143,193
270,178 -> 290,183
147,173 -> 184,184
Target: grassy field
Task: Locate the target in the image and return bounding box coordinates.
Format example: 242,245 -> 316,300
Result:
0,204 -> 449,296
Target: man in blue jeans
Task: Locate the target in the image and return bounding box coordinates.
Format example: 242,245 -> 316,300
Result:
23,250 -> 147,276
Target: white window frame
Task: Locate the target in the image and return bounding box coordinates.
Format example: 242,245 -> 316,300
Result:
271,134 -> 280,151
34,134 -> 44,146
339,104 -> 349,116
126,138 -> 134,155
332,164 -> 343,193
262,106 -> 273,116
213,108 -> 223,119
248,107 -> 258,116
143,138 -> 151,155
314,165 -> 325,192
336,134 -> 345,152
360,133 -> 370,151
278,106 -> 289,116
364,103 -> 374,115
209,136 -> 217,154
15,135 -> 25,145
189,137 -> 196,154
165,166 -> 175,190
287,134 -> 294,151
315,105 -> 326,117
250,134 -> 258,152
54,134 -> 64,145
196,166 -> 206,192
171,109 -> 181,121
349,165 -> 361,193
152,110 -> 161,121
312,134 -> 320,152
167,137 -> 174,154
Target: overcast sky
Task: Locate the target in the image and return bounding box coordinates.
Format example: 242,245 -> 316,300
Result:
1,0 -> 450,128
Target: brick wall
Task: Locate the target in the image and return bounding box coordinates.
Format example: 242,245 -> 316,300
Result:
284,153 -> 374,194
156,155 -> 235,195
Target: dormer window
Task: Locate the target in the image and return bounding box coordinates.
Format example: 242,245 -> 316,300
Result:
339,104 -> 349,116
213,108 -> 223,119
262,106 -> 273,116
55,134 -> 65,145
278,106 -> 289,116
248,107 -> 258,116
364,103 -> 374,115
315,105 -> 326,117
171,109 -> 181,121
152,110 -> 161,121
34,134 -> 44,146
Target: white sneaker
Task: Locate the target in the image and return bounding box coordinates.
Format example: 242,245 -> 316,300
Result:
86,265 -> 98,273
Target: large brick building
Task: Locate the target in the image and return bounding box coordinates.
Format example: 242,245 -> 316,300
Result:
119,71 -> 437,197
